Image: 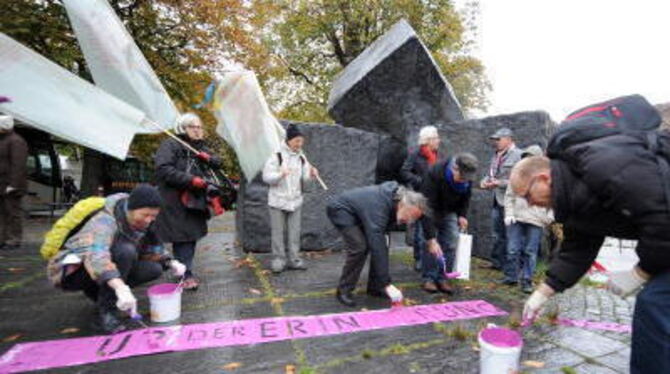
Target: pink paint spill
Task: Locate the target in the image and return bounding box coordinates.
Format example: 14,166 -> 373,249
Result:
480,327 -> 522,348
0,300 -> 506,373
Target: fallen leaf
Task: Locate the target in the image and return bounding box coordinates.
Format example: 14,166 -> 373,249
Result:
2,334 -> 22,343
7,267 -> 25,273
285,364 -> 296,374
261,270 -> 271,275
270,297 -> 285,305
221,362 -> 243,370
60,328 -> 80,334
471,344 -> 480,352
523,360 -> 546,368
248,288 -> 262,295
360,308 -> 368,311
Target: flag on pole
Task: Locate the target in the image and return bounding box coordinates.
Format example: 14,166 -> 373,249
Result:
212,71 -> 285,180
0,33 -> 147,159
62,0 -> 179,131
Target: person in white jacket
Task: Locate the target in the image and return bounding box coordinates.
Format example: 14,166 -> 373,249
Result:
500,145 -> 554,293
262,124 -> 319,273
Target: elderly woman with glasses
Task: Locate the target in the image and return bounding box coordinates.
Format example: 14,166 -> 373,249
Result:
154,113 -> 223,290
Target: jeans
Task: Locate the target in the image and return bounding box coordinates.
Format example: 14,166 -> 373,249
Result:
422,213 -> 458,282
173,241 -> 197,278
503,222 -> 543,283
336,225 -> 389,293
62,236 -> 163,311
631,270 -> 670,373
413,221 -> 425,264
490,201 -> 507,269
269,207 -> 303,270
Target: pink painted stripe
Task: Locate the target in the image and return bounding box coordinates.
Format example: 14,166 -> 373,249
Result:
0,300 -> 506,373
556,318 -> 632,334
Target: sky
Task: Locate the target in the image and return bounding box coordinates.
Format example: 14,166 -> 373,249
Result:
465,0 -> 670,121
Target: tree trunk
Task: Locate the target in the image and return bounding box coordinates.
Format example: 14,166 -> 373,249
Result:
80,148 -> 106,197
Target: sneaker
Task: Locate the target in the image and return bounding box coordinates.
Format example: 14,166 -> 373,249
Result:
336,289 -> 356,307
271,259 -> 286,274
521,280 -> 534,294
288,261 -> 307,271
422,281 -> 438,293
96,309 -> 127,335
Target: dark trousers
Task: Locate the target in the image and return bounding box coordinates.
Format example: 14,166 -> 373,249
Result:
337,225 -> 390,293
631,270 -> 670,373
412,221 -> 424,264
62,237 -> 162,311
422,213 -> 458,282
0,193 -> 23,246
490,201 -> 507,269
173,241 -> 197,277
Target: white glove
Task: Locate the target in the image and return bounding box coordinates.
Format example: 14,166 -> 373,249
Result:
385,284 -> 403,303
5,186 -> 16,194
114,284 -> 137,315
504,216 -> 516,226
169,260 -> 187,277
606,267 -> 647,298
522,289 -> 550,323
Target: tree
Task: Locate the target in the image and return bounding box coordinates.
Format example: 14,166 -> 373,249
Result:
263,0 -> 489,122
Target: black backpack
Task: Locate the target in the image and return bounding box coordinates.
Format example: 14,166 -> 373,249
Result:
547,94 -> 670,211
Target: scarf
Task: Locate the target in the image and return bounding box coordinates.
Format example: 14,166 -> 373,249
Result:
445,159 -> 471,195
419,145 -> 438,166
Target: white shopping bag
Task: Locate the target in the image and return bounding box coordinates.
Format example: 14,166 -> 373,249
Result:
454,232 -> 472,280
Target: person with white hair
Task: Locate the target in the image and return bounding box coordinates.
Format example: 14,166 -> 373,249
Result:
399,125 -> 442,272
153,112 -> 223,290
0,114 -> 28,250
327,182 -> 429,307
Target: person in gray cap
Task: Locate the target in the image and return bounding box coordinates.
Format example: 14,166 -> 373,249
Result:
0,114 -> 28,250
480,127 -> 522,272
420,153 -> 479,294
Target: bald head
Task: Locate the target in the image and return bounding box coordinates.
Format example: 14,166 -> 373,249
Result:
510,156 -> 553,207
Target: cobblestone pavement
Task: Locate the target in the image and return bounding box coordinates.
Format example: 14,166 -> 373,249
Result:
0,214 -> 632,373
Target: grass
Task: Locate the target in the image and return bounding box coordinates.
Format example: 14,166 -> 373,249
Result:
560,367 -> 578,374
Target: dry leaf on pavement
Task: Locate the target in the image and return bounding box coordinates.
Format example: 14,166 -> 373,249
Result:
221,362 -> 243,370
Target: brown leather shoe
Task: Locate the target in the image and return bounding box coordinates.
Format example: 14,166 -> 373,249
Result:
437,280 -> 454,295
422,281 -> 438,293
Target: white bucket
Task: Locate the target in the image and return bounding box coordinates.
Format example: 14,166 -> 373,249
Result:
478,327 -> 523,374
147,283 -> 182,323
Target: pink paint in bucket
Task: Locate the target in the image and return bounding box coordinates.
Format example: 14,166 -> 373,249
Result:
147,283 -> 182,323
478,326 -> 523,374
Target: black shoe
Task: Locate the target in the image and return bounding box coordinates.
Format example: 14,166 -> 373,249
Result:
2,243 -> 20,251
366,289 -> 386,298
521,281 -> 534,294
496,278 -> 518,286
96,310 -> 127,334
336,289 -> 357,307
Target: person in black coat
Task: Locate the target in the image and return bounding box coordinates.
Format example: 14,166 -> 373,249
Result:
514,131 -> 670,373
154,113 -> 223,290
327,182 -> 429,307
420,153 -> 478,293
399,125 -> 441,272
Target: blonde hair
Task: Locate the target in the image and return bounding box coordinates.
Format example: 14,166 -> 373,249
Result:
510,156 -> 551,193
418,126 -> 439,145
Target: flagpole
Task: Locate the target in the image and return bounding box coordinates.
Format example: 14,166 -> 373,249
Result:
141,118 -> 200,155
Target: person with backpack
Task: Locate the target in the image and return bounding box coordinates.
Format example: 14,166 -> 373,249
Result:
0,114 -> 28,251
154,113 -> 224,291
420,153 -> 478,294
262,124 -> 319,274
46,184 -> 186,334
399,125 -> 442,272
502,145 -> 554,293
480,127 -> 523,271
514,95 -> 670,373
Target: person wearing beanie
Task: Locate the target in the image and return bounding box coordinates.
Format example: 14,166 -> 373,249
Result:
154,112 -> 224,290
262,123 -> 319,273
47,185 -> 186,334
0,114 -> 28,251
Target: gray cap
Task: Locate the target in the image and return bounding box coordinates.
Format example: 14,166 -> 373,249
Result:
521,144 -> 543,158
489,127 -> 513,139
454,152 -> 479,181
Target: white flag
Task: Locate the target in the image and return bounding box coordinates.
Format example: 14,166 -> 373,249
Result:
213,71 -> 284,179
0,33 -> 146,159
63,0 -> 179,131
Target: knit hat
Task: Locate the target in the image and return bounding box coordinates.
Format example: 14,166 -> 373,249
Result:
286,124 -> 303,141
127,184 -> 162,210
0,114 -> 14,131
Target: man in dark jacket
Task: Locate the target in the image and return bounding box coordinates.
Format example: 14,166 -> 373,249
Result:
327,182 -> 428,307
154,113 -> 223,290
421,153 -> 478,293
513,132 -> 670,373
400,125 -> 441,272
0,114 -> 28,250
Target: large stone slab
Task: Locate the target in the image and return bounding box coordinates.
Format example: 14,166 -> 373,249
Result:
236,122 -> 380,252
436,111 -> 555,259
327,19 -> 464,143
